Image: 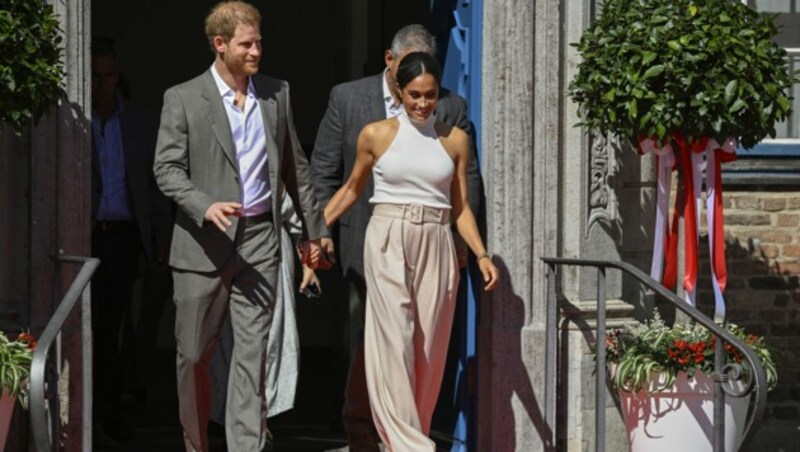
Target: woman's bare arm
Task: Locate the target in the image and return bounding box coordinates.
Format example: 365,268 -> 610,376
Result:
445,126 -> 500,290
323,124 -> 377,227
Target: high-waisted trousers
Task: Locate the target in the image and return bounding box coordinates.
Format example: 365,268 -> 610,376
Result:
363,203 -> 459,451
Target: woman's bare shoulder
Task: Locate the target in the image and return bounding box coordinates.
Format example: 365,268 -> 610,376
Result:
362,117 -> 399,136
359,117 -> 400,148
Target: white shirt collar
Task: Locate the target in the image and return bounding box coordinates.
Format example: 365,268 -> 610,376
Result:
210,64 -> 255,99
382,68 -> 403,117
381,68 -> 394,103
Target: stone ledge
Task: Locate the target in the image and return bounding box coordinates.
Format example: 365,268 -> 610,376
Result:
559,298 -> 637,330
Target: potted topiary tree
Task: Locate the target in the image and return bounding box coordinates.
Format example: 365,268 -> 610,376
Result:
568,0 -> 795,149
0,0 -> 65,134
569,0 -> 796,450
569,0 -> 797,310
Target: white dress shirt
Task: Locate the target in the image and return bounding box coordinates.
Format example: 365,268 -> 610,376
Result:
382,69 -> 404,119
210,64 -> 271,216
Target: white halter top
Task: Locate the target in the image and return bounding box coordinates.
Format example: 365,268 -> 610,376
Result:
369,111 -> 455,209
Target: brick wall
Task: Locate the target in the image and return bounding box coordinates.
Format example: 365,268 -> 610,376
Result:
697,189 -> 800,422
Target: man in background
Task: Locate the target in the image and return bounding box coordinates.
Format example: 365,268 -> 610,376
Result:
90,37 -> 173,444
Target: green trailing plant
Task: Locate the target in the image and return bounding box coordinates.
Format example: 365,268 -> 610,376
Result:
568,0 -> 798,149
0,331 -> 36,407
0,0 -> 65,134
604,314 -> 777,394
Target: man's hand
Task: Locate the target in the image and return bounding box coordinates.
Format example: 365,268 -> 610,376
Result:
297,239 -> 322,269
204,202 -> 242,232
317,237 -> 335,270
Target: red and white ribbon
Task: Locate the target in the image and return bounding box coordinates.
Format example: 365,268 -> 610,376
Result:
638,134 -> 736,321
705,137 -> 737,320
638,138 -> 674,284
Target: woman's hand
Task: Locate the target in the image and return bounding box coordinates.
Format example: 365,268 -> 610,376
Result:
300,264 -> 322,298
478,256 -> 500,291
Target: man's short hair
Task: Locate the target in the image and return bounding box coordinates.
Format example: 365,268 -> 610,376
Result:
205,1 -> 261,51
390,24 -> 436,56
91,36 -> 117,60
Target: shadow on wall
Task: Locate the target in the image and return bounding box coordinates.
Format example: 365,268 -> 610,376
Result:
485,256 -> 555,452
699,236 -> 799,395
666,231 -> 800,450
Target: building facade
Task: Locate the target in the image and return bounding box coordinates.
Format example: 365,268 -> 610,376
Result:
1,0 -> 798,450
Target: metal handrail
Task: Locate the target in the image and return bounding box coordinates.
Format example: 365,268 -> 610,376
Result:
542,257 -> 768,452
30,255 -> 98,452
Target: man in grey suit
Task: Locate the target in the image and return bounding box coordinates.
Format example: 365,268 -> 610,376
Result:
154,2 -> 328,451
311,24 -> 482,451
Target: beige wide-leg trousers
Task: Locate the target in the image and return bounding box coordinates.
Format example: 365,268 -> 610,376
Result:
363,204 -> 460,451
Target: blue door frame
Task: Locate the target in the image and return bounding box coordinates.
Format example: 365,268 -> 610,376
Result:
430,1 -> 483,451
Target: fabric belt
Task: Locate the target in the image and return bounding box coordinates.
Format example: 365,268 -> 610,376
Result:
93,220 -> 137,233
372,203 -> 450,224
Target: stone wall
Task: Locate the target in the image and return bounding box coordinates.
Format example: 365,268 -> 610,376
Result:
696,188 -> 800,449
0,1 -> 91,449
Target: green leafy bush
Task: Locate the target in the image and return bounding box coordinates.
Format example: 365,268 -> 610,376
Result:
568,0 -> 798,149
0,0 -> 65,134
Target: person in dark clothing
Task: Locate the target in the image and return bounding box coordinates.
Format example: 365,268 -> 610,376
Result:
90,37 -> 174,443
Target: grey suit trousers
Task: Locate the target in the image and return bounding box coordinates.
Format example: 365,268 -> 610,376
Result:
173,214 -> 279,452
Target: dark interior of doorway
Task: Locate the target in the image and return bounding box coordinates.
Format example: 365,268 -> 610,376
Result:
91,1 -> 437,450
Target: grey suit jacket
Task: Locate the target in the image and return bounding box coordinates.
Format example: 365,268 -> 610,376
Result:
311,73 -> 482,279
154,70 -> 327,272
92,100 -> 174,268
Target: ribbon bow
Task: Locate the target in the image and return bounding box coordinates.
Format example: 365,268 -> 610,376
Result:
638,133 -> 736,321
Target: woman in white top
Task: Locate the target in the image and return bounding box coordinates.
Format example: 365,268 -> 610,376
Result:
323,52 -> 499,451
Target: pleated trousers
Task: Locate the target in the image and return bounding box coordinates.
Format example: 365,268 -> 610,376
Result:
363,203 -> 459,451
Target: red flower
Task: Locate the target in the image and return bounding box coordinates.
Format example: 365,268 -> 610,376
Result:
16,331 -> 37,349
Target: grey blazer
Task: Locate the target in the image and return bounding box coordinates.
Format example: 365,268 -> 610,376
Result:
154,70 -> 327,272
310,73 -> 482,279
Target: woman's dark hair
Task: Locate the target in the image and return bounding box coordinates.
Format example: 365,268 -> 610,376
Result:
396,52 -> 442,90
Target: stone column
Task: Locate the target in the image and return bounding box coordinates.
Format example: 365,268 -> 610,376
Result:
478,0 -> 557,450
0,0 -> 90,448
480,0 -> 654,450
33,1 -> 91,450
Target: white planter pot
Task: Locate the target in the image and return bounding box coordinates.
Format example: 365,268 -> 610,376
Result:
618,370 -> 749,452
0,390 -> 13,452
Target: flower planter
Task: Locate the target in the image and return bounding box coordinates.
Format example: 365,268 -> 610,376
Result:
0,390 -> 14,452
618,370 -> 748,452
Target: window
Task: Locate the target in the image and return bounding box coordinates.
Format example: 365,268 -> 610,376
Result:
725,1 -> 800,184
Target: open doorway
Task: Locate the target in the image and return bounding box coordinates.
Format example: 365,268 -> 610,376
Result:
91,1 -> 438,449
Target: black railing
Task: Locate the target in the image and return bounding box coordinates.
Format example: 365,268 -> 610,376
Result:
30,255 -> 98,452
542,257 -> 768,452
